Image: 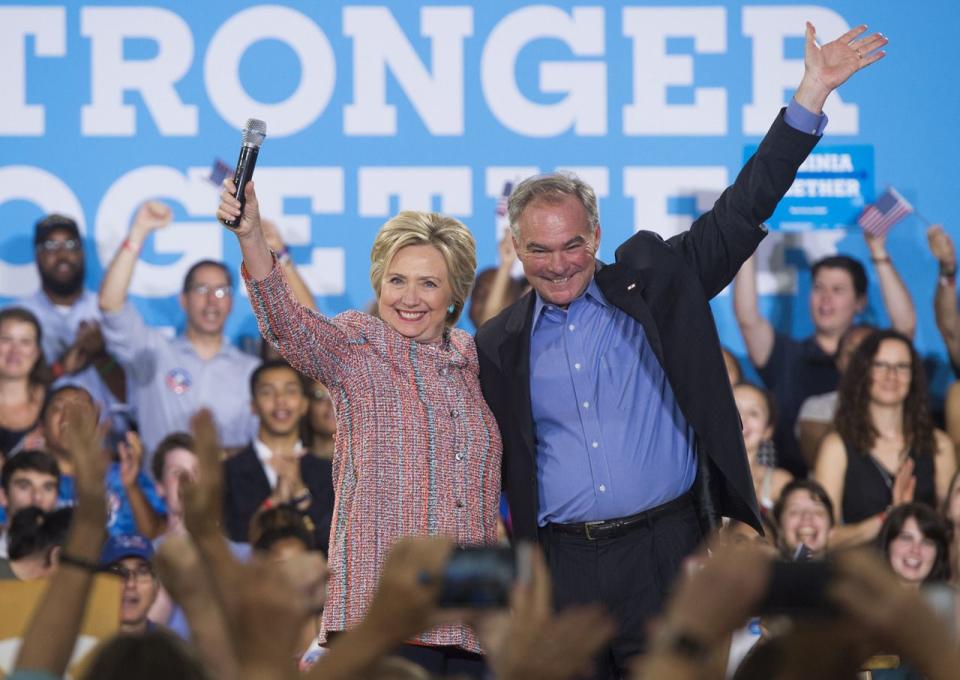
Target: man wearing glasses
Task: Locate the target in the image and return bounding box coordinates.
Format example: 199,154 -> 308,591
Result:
16,215 -> 128,414
100,534 -> 161,635
98,201 -> 258,461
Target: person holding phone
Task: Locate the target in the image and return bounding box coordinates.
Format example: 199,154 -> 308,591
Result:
217,188 -> 502,678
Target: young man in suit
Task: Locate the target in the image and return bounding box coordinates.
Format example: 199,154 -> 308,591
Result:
223,360 -> 333,552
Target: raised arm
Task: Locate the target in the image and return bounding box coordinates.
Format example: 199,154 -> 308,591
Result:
217,179 -> 273,281
928,226 -> 960,366
864,231 -> 916,338
477,232 -> 521,327
118,431 -> 165,540
261,217 -> 319,312
733,254 -> 775,367
99,201 -> 173,313
793,22 -> 887,115
217,179 -> 354,385
14,400 -> 107,676
667,22 -> 887,300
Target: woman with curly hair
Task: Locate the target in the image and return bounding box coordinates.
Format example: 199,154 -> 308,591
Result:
814,329 -> 956,547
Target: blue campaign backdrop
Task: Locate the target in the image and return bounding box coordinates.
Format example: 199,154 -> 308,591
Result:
2,1 -> 958,399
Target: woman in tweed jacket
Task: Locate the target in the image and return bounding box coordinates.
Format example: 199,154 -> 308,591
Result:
218,180 -> 502,676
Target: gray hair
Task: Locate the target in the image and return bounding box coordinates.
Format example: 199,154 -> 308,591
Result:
507,172 -> 600,238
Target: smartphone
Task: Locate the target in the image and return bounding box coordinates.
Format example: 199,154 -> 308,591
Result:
757,560 -> 835,617
437,546 -> 516,608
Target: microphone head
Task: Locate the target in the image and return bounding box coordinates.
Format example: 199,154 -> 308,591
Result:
241,118 -> 267,148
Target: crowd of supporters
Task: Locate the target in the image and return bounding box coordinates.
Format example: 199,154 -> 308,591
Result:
2,191 -> 960,679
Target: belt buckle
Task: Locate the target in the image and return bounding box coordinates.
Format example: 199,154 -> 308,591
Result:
584,520 -> 604,541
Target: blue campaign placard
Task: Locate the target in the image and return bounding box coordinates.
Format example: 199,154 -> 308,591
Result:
744,145 -> 874,231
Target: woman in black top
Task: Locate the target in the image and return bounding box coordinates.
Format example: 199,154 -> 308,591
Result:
0,308 -> 50,459
814,330 -> 956,548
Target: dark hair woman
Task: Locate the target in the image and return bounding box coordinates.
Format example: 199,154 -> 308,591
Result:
879,502 -> 951,587
0,308 -> 51,459
814,330 -> 956,548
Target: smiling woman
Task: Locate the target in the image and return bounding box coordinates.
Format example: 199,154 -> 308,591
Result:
814,330 -> 957,549
217,181 -> 502,678
879,503 -> 951,587
0,307 -> 50,459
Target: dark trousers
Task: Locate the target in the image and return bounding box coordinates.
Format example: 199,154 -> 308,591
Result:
395,643 -> 486,679
539,495 -> 703,680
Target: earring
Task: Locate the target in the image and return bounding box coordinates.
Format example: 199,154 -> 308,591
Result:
447,304 -> 456,314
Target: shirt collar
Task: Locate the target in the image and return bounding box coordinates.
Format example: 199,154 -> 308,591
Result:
531,274 -> 608,332
172,334 -> 236,360
253,438 -> 305,462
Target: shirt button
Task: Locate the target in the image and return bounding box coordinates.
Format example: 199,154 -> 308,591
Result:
568,324 -> 575,331
574,362 -> 581,371
599,484 -> 606,493
450,409 -> 459,418
438,367 -> 448,377
592,441 -> 599,448
455,500 -> 464,508
582,401 -> 589,409
455,452 -> 464,461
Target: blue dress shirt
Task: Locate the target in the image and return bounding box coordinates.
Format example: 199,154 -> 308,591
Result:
530,278 -> 698,525
528,98 -> 825,526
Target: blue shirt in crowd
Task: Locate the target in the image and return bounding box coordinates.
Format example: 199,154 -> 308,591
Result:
56,464 -> 166,537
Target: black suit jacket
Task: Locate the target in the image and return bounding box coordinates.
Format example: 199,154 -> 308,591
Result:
223,443 -> 334,553
476,110 -> 819,541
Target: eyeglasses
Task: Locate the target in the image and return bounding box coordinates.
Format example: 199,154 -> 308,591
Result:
38,239 -> 80,252
188,284 -> 232,299
107,562 -> 155,583
872,361 -> 912,376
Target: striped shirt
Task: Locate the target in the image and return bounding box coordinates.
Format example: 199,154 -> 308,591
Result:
244,261 -> 502,652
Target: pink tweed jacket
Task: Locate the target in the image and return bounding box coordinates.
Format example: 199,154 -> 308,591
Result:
244,262 -> 502,652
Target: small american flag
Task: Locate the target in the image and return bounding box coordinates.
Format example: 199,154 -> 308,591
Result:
496,181 -> 513,217
857,187 -> 913,237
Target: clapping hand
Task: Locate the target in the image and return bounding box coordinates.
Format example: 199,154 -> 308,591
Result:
61,399 -> 108,524
181,409 -> 225,539
118,431 -> 144,490
892,457 -> 917,506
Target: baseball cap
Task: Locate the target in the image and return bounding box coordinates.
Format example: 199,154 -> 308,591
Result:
34,214 -> 81,246
100,533 -> 155,567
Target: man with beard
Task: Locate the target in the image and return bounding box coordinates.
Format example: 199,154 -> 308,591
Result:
15,214 -> 128,413
98,201 -> 258,459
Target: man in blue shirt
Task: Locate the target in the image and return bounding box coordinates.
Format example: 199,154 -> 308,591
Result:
476,22 -> 887,678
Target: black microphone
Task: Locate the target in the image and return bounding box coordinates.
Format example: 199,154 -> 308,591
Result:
223,118 -> 267,229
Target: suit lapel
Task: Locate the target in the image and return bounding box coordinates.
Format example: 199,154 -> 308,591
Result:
498,293 -> 537,461
595,263 -> 665,366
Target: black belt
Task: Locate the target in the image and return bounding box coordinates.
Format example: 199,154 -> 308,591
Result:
546,493 -> 693,541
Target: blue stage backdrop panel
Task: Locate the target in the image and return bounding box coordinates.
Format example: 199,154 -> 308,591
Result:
1,1 -> 958,397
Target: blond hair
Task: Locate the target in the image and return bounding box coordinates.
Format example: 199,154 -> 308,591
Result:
369,211 -> 477,326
